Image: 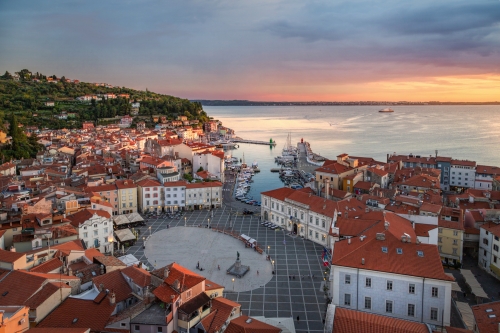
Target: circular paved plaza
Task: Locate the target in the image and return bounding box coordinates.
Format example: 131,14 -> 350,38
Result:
144,227 -> 273,292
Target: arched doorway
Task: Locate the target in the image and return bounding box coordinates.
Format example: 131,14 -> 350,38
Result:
293,223 -> 298,234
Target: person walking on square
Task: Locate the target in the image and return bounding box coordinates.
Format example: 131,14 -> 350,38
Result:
297,315 -> 300,322
257,270 -> 259,275
218,265 -> 220,270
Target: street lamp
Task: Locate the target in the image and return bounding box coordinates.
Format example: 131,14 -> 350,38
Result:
267,245 -> 270,255
208,218 -> 210,228
142,236 -> 145,249
232,278 -> 235,291
184,216 -> 187,227
149,226 -> 152,237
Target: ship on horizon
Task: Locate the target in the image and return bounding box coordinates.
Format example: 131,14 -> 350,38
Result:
379,107 -> 394,113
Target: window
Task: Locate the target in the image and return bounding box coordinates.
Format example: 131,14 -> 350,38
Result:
316,217 -> 319,225
104,227 -> 108,234
494,245 -> 499,252
396,248 -> 403,254
417,251 -> 424,257
365,277 -> 371,288
301,212 -> 304,220
364,297 -> 371,309
157,328 -> 163,333
387,281 -> 393,291
439,245 -> 442,251
309,216 -> 313,223
322,220 -> 326,228
431,287 -> 438,297
344,293 -> 351,306
430,308 -> 438,321
315,232 -> 319,239
186,289 -> 192,299
453,230 -> 458,236
345,274 -> 351,284
453,239 -> 458,245
438,228 -> 442,233
408,304 -> 415,317
382,247 -> 388,253
272,202 -> 275,209
409,284 -> 415,294
83,232 -> 88,238
494,256 -> 497,263
438,237 -> 442,243
453,248 -> 458,255
94,230 -> 98,236
483,238 -> 489,245
386,300 -> 393,313
135,325 -> 140,330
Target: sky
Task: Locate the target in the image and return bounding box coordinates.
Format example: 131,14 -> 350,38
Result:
0,0 -> 499,102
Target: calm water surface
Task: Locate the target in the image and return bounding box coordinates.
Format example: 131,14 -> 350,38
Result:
205,105 -> 500,198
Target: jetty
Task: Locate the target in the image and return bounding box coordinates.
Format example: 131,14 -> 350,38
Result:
232,138 -> 277,146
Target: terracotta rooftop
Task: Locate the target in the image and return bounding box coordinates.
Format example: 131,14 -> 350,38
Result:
225,315 -> 281,333
121,265 -> 151,287
0,249 -> 25,263
471,300 -> 500,333
92,269 -> 132,303
29,257 -> 63,273
332,307 -> 430,333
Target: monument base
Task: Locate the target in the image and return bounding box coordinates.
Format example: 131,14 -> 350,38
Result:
227,258 -> 250,278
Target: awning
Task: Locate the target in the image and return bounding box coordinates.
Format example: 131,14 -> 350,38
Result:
461,269 -> 488,299
114,229 -> 136,242
455,301 -> 474,330
248,239 -> 256,245
240,234 -> 250,242
125,213 -> 144,223
113,215 -> 130,226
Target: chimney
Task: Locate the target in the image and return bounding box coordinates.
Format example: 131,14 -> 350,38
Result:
348,238 -> 351,245
99,283 -> 105,292
68,267 -> 73,276
401,235 -> 407,243
164,267 -> 170,278
109,291 -> 116,305
365,207 -> 369,213
173,279 -> 180,291
100,265 -> 105,275
361,258 -> 365,265
384,221 -> 390,230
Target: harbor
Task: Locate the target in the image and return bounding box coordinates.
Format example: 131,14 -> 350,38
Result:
232,138 -> 277,146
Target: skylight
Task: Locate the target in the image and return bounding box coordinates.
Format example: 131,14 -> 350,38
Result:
486,309 -> 493,312
382,247 -> 388,253
488,314 -> 496,318
396,248 -> 403,254
417,251 -> 424,257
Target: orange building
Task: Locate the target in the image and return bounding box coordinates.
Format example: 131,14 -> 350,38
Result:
0,305 -> 29,333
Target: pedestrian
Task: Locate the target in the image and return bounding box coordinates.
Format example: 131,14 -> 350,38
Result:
289,275 -> 291,280
297,315 -> 300,322
257,270 -> 259,275
197,261 -> 200,269
293,275 -> 295,280
218,265 -> 220,270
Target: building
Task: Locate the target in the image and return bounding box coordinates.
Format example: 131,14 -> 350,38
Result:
85,184 -> 119,216
185,182 -> 223,210
330,220 -> 454,328
203,121 -> 218,133
450,160 -> 476,190
66,209 -> 113,253
261,187 -> 366,247
137,179 -> 163,213
192,150 -> 225,182
438,207 -> 465,265
471,301 -> 500,333
0,305 -> 30,332
478,222 -> 500,280
163,181 -> 187,212
0,162 -> 16,176
115,180 -> 138,215
474,165 -> 500,190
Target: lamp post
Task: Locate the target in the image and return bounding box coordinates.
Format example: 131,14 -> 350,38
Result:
184,216 -> 187,227
149,226 -> 152,237
272,259 -> 275,273
232,278 -> 235,291
142,236 -> 145,249
208,218 -> 210,229
267,245 -> 270,256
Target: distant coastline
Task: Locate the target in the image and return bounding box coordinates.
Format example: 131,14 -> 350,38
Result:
195,100 -> 500,106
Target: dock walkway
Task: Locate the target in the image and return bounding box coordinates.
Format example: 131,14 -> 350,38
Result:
233,139 -> 277,146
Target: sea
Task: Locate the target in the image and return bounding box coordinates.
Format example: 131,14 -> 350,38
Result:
204,105 -> 500,199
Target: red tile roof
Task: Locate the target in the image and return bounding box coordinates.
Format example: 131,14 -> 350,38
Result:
29,257 -> 63,273
481,222 -> 500,238
0,249 -> 25,263
37,297 -> 116,332
121,265 -> 151,287
26,328 -> 91,333
0,270 -> 47,306
225,315 -> 281,333
332,307 -> 430,333
332,215 -> 453,281
315,162 -> 352,175
201,297 -> 241,333
92,269 -> 132,303
471,300 -> 500,333
25,282 -> 70,309
66,209 -> 111,227
136,179 -> 162,187
414,223 -> 438,237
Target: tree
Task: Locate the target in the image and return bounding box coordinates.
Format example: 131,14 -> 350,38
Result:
1,71 -> 13,79
197,166 -> 204,172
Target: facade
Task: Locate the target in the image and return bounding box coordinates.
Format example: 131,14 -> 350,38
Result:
137,179 -> 163,213
0,305 -> 30,332
478,222 -> 500,280
163,181 -> 187,212
67,209 -> 113,253
449,160 -> 476,190
85,184 -> 119,216
438,207 -> 465,265
115,180 -> 138,215
192,151 -> 225,182
330,222 -> 454,328
474,165 -> 500,190
185,182 -> 223,210
261,187 -> 347,247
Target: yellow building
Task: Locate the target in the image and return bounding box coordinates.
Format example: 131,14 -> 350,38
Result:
116,180 -> 138,215
0,306 -> 29,333
438,207 -> 464,265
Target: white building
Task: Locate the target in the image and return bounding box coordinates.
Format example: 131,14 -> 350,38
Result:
185,182 -> 223,210
137,179 -> 163,213
330,221 -> 454,328
163,181 -> 187,212
478,222 -> 500,280
474,165 -> 500,190
192,151 -> 225,182
450,160 -> 476,189
67,209 -> 113,253
261,187 -> 368,247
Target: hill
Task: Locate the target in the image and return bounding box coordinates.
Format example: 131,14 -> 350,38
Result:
0,69 -> 208,130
